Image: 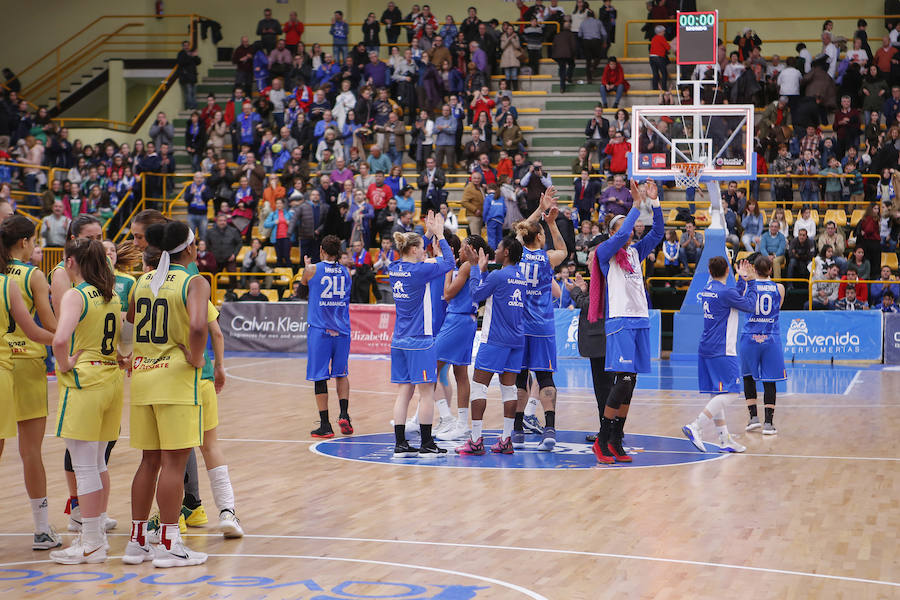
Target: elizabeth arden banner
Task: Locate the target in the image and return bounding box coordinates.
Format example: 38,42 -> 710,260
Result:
348,304 -> 396,354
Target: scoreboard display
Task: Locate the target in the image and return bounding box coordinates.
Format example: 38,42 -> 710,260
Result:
676,10 -> 718,65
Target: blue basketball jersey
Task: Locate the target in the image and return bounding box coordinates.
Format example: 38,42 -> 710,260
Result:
307,261 -> 352,334
430,267 -> 448,333
389,239 -> 454,346
447,268 -> 477,315
520,247 -> 554,336
698,279 -> 758,358
470,264 -> 527,348
742,279 -> 782,338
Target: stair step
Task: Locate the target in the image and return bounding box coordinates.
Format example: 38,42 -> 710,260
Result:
207,68 -> 236,78
530,136 -> 584,147
196,83 -> 235,95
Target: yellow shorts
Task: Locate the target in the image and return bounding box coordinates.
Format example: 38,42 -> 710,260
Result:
130,404 -> 203,450
200,379 -> 218,432
0,369 -> 16,439
55,377 -> 124,442
13,358 -> 48,422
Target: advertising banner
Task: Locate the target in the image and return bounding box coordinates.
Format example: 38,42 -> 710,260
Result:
555,308 -> 660,360
779,310 -> 882,361
883,313 -> 900,364
349,304 -> 396,354
219,302 -> 308,353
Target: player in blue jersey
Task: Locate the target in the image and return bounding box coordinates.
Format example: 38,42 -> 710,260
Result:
590,179 -> 664,464
434,235 -> 492,442
455,235 -> 527,455
681,256 -> 758,453
301,235 -> 353,439
740,255 -> 786,435
512,190 -> 568,452
389,211 -> 455,458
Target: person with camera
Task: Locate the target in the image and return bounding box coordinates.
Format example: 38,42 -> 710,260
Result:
520,160 -> 553,217
417,156 -> 446,215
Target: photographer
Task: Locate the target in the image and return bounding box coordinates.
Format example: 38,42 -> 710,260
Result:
520,160 -> 552,216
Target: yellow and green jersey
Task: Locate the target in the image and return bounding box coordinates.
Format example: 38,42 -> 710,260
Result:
57,282 -> 121,390
4,259 -> 46,359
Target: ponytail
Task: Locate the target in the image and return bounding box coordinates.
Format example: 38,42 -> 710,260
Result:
64,239 -> 115,303
393,231 -> 422,256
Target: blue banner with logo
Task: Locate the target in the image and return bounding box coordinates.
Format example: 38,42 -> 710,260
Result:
780,310 -> 882,361
885,313 -> 900,364
555,309 -> 660,360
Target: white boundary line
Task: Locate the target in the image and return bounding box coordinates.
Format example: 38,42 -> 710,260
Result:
843,370 -> 864,395
0,538 -> 895,590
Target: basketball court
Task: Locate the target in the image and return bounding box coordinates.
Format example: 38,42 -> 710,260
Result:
0,355 -> 898,599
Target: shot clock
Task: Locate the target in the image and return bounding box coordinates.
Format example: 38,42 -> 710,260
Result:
676,10 -> 718,65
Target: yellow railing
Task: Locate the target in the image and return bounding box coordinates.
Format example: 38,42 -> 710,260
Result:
807,278 -> 896,307
623,14 -> 900,58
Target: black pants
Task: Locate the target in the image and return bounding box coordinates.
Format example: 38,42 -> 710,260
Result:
589,357 -> 615,424
649,55 -> 668,91
528,49 -> 541,75
555,58 -> 575,91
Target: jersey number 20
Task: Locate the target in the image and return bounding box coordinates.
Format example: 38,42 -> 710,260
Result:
135,297 -> 170,344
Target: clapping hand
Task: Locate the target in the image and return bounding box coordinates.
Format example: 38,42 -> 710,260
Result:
477,247 -> 489,271
737,258 -> 755,280
539,185 -> 558,212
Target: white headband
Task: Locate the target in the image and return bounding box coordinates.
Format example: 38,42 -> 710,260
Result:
149,228 -> 194,297
610,215 -> 625,231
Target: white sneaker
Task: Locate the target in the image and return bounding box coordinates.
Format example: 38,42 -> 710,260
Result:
122,540 -> 155,564
718,433 -> 746,453
50,537 -> 107,564
218,509 -> 244,538
152,540 -> 208,568
436,420 -> 470,441
434,416 -> 456,436
404,415 -> 419,431
32,527 -> 62,550
681,421 -> 705,452
104,516 -> 117,531
68,505 -> 82,532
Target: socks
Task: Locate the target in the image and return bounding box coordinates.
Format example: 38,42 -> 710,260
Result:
394,424 -> 406,445
598,417 -> 614,445
513,411 -> 524,432
319,409 -> 329,424
436,398 -> 452,419
524,397 -> 539,417
764,406 -> 775,424
613,416 -> 626,441
471,420 -> 483,442
183,449 -> 201,508
130,520 -> 147,545
161,523 -> 181,551
457,407 -> 469,424
544,410 -> 556,429
30,497 -> 49,532
339,398 -> 349,416
207,465 -> 235,513
697,412 -> 712,428
82,516 -> 103,549
748,404 -> 758,419
419,423 -> 434,445
502,417 -> 514,439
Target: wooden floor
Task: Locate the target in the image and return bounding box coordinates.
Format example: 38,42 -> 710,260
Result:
1,357 -> 899,599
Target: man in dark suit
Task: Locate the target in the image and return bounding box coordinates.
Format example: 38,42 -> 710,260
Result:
584,105 -> 610,166
417,156 -> 446,215
573,168 -> 602,222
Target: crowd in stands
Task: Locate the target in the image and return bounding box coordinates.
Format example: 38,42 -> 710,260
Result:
3,5 -> 900,311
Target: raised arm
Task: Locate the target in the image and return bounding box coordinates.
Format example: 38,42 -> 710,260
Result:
443,261 -> 472,300
633,180 -> 664,261
469,264 -> 500,303
543,205 -> 568,267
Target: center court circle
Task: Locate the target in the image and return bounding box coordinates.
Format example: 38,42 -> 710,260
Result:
311,430 -> 728,469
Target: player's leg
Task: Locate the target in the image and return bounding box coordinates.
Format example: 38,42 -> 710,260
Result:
199,427 -> 243,538
512,368 -> 530,448
491,371 -> 518,454
456,368 -> 491,455
154,446 -> 207,567
434,361 -> 456,435
586,358 -> 614,442
63,452 -> 81,531
534,370 -> 557,451
740,337 -> 762,431
18,418 -> 55,546
762,381 -> 778,435
336,376 -> 352,434
438,364 -> 471,440
309,329 -> 336,438
392,383 -> 419,457
124,442 -> 160,565
415,379 -> 446,456
311,380 -> 335,438
182,449 -> 207,527
684,393 -> 745,453
522,374 -> 542,433
51,439 -> 105,564
333,333 -> 352,434
743,375 -> 761,430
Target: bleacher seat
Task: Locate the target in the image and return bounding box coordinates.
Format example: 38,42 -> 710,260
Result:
823,209 -> 847,228
235,245 -> 251,263
849,209 -> 865,228
883,253 -> 899,272
272,267 -> 293,286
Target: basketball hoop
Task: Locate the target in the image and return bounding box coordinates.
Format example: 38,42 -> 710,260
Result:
672,162 -> 705,189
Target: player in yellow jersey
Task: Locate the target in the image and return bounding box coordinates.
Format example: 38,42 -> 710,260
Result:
103,241 -> 139,313
0,216 -> 62,550
124,221 -> 210,568
48,239 -> 124,565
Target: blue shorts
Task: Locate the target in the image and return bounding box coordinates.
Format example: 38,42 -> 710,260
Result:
605,327 -> 651,373
475,342 -> 524,374
521,335 -> 556,372
306,327 -> 350,381
740,335 -> 787,382
390,345 -> 437,384
434,313 -> 477,365
698,355 -> 742,394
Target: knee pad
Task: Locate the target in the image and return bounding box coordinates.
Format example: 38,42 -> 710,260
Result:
314,380 -> 328,395
515,369 -> 529,391
743,375 -> 758,400
73,464 -> 103,495
470,381 -> 489,402
500,384 -> 518,403
535,371 -> 555,390
438,363 -> 451,386
763,381 -> 777,405
68,441 -> 103,495
64,449 -> 73,473
607,373 -> 636,409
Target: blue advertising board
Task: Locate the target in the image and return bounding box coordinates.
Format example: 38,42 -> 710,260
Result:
885,313 -> 900,365
555,308 -> 660,360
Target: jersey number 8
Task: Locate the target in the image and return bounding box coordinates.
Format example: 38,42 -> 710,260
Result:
100,314 -> 117,356
135,297 -> 170,344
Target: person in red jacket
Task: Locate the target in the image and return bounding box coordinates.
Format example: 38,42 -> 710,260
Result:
603,130 -> 631,174
600,56 -> 630,108
283,12 -> 305,55
857,204 -> 882,275
648,25 -> 670,91
838,266 -> 869,303
224,87 -> 248,126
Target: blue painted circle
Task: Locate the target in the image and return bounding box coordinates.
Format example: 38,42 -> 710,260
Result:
311,430 -> 728,469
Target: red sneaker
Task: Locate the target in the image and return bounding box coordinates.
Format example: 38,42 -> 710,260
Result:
593,439 -> 615,464
607,442 -> 632,463
338,416 -> 353,435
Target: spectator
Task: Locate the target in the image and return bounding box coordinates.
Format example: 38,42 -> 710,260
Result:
519,159 -> 552,215
232,37 -> 254,91
282,12 -> 305,55
362,12 -> 381,54
183,111 -> 206,172
870,265 -> 900,305
482,183 -> 506,249
417,156 -> 446,214
599,173 -> 631,217
787,227 -> 816,281
390,210 -> 414,236
523,17 -> 544,75
874,37 -> 897,77
184,171 -> 212,241
600,56 -> 628,109
348,189 -> 375,245
759,220 -> 787,278
648,25 -> 670,91
461,170 -> 485,235
839,265 -> 869,302
240,280 -> 270,301
176,41 -> 201,110
818,220 -> 848,269
857,204 -> 882,275
848,246 -> 871,280
194,239 -> 217,274
793,206 -> 817,241
148,112 -> 174,149
207,213 -> 243,273
376,196 -> 400,242
41,201 -> 69,247
795,149 -> 820,206
499,22 -> 522,90
268,40 -> 292,83
367,145 -> 392,174
374,111 -> 406,166
462,127 -> 490,169
242,237 -> 272,282
330,11 -> 350,64
584,105 -> 610,166
579,10 -> 608,83
433,104 -> 458,171
551,20 -> 576,93
835,285 -> 867,310
290,188 -> 328,262
603,130 -> 630,174
263,197 -> 294,267
573,169 -> 601,221
741,198 -> 764,251
679,221 -> 704,265
879,290 -> 900,312
382,2 -> 403,48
